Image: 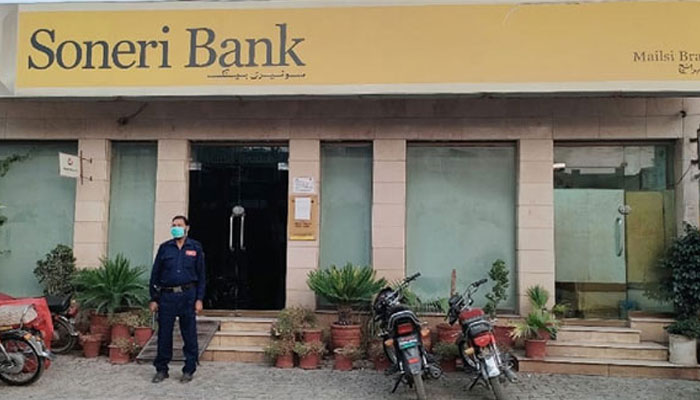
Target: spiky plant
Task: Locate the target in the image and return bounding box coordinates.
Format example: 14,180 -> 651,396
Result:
526,285 -> 550,312
72,254 -> 148,315
510,310 -> 558,341
307,263 -> 387,325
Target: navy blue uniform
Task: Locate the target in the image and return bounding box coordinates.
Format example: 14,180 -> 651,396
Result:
149,237 -> 206,375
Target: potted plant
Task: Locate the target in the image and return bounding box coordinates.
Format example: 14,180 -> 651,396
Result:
307,263 -> 386,349
72,254 -> 148,344
264,339 -> 295,368
294,341 -> 326,370
132,309 -> 154,347
333,344 -> 363,371
666,318 -> 700,365
525,285 -> 559,342
79,333 -> 103,358
482,259 -> 513,348
368,340 -> 391,371
109,337 -> 139,364
433,341 -> 459,372
108,312 -> 135,342
33,244 -> 77,296
297,307 -> 322,343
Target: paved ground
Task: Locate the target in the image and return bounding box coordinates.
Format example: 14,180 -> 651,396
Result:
2,355 -> 700,400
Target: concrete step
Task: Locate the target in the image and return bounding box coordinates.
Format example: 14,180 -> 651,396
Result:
198,316 -> 276,332
517,353 -> 700,380
547,340 -> 668,361
202,345 -> 267,363
557,326 -> 641,344
211,331 -> 272,347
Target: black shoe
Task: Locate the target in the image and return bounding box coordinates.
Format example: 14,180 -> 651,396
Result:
152,371 -> 169,383
180,372 -> 194,383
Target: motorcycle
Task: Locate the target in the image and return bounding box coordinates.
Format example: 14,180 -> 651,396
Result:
46,295 -> 78,354
446,278 -> 517,400
0,304 -> 54,386
372,273 -> 442,400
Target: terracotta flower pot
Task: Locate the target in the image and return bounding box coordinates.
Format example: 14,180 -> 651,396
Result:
111,324 -> 130,342
275,353 -> 294,368
439,358 -> 457,373
525,339 -> 547,359
331,323 -> 361,350
421,328 -> 432,352
82,338 -> 102,358
437,323 -> 460,344
133,327 -> 153,347
493,325 -> 515,349
373,355 -> 391,371
334,353 -> 353,371
299,353 -> 320,370
90,314 -> 111,344
302,329 -> 323,343
108,345 -> 131,364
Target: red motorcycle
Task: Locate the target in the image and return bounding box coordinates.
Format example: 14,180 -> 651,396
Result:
446,278 -> 517,400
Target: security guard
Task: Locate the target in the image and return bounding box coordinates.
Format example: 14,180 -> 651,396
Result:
149,215 -> 206,383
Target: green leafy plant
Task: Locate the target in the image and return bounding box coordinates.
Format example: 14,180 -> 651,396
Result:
134,308 -> 153,328
648,223 -> 700,319
109,311 -> 143,329
511,285 -> 560,341
293,341 -> 327,356
307,263 -> 387,325
33,244 -> 77,296
526,285 -> 550,312
432,342 -> 459,360
483,259 -> 510,319
272,308 -> 303,340
552,302 -> 571,319
72,254 -> 148,315
333,344 -> 363,360
264,339 -> 295,360
396,285 -> 448,314
666,318 -> 700,339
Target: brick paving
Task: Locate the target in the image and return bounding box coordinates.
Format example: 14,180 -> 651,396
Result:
2,355 -> 700,400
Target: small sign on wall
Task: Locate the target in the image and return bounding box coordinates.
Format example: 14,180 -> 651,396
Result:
58,152 -> 80,178
288,195 -> 318,241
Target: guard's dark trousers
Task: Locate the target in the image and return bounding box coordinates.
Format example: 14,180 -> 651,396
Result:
154,287 -> 198,374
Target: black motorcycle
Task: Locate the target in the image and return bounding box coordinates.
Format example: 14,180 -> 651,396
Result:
46,295 -> 78,354
446,278 -> 517,400
373,273 -> 442,400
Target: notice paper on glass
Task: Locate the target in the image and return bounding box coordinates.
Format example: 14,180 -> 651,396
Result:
294,197 -> 312,220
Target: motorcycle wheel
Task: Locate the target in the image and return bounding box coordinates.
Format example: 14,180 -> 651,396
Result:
413,374 -> 427,400
489,376 -> 508,400
0,336 -> 44,386
52,317 -> 76,354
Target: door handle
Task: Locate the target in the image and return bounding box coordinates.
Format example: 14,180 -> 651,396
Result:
229,214 -> 235,253
239,214 -> 246,250
615,217 -> 623,257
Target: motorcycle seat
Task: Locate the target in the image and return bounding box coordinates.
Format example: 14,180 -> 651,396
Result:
0,305 -> 38,326
46,295 -> 71,314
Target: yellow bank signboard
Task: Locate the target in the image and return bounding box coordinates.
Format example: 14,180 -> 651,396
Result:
13,1 -> 700,96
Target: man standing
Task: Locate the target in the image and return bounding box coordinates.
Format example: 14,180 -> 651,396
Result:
149,215 -> 206,383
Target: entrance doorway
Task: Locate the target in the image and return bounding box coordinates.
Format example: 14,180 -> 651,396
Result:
189,144 -> 288,310
554,143 -> 675,318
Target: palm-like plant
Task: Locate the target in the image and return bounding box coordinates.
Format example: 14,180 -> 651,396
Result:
526,285 -> 549,312
510,310 -> 557,340
72,254 -> 148,315
307,263 -> 386,325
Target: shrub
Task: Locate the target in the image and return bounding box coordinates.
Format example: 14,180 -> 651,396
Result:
433,342 -> 459,360
483,259 -> 510,319
72,254 -> 148,315
651,223 -> 700,319
34,244 -> 77,296
666,318 -> 700,339
307,263 -> 386,325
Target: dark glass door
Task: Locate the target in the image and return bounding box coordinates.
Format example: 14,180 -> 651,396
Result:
189,144 -> 288,310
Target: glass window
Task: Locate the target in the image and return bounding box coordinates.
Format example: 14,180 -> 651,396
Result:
319,143 -> 373,269
0,141 -> 77,296
107,142 -> 157,269
406,145 -> 517,310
